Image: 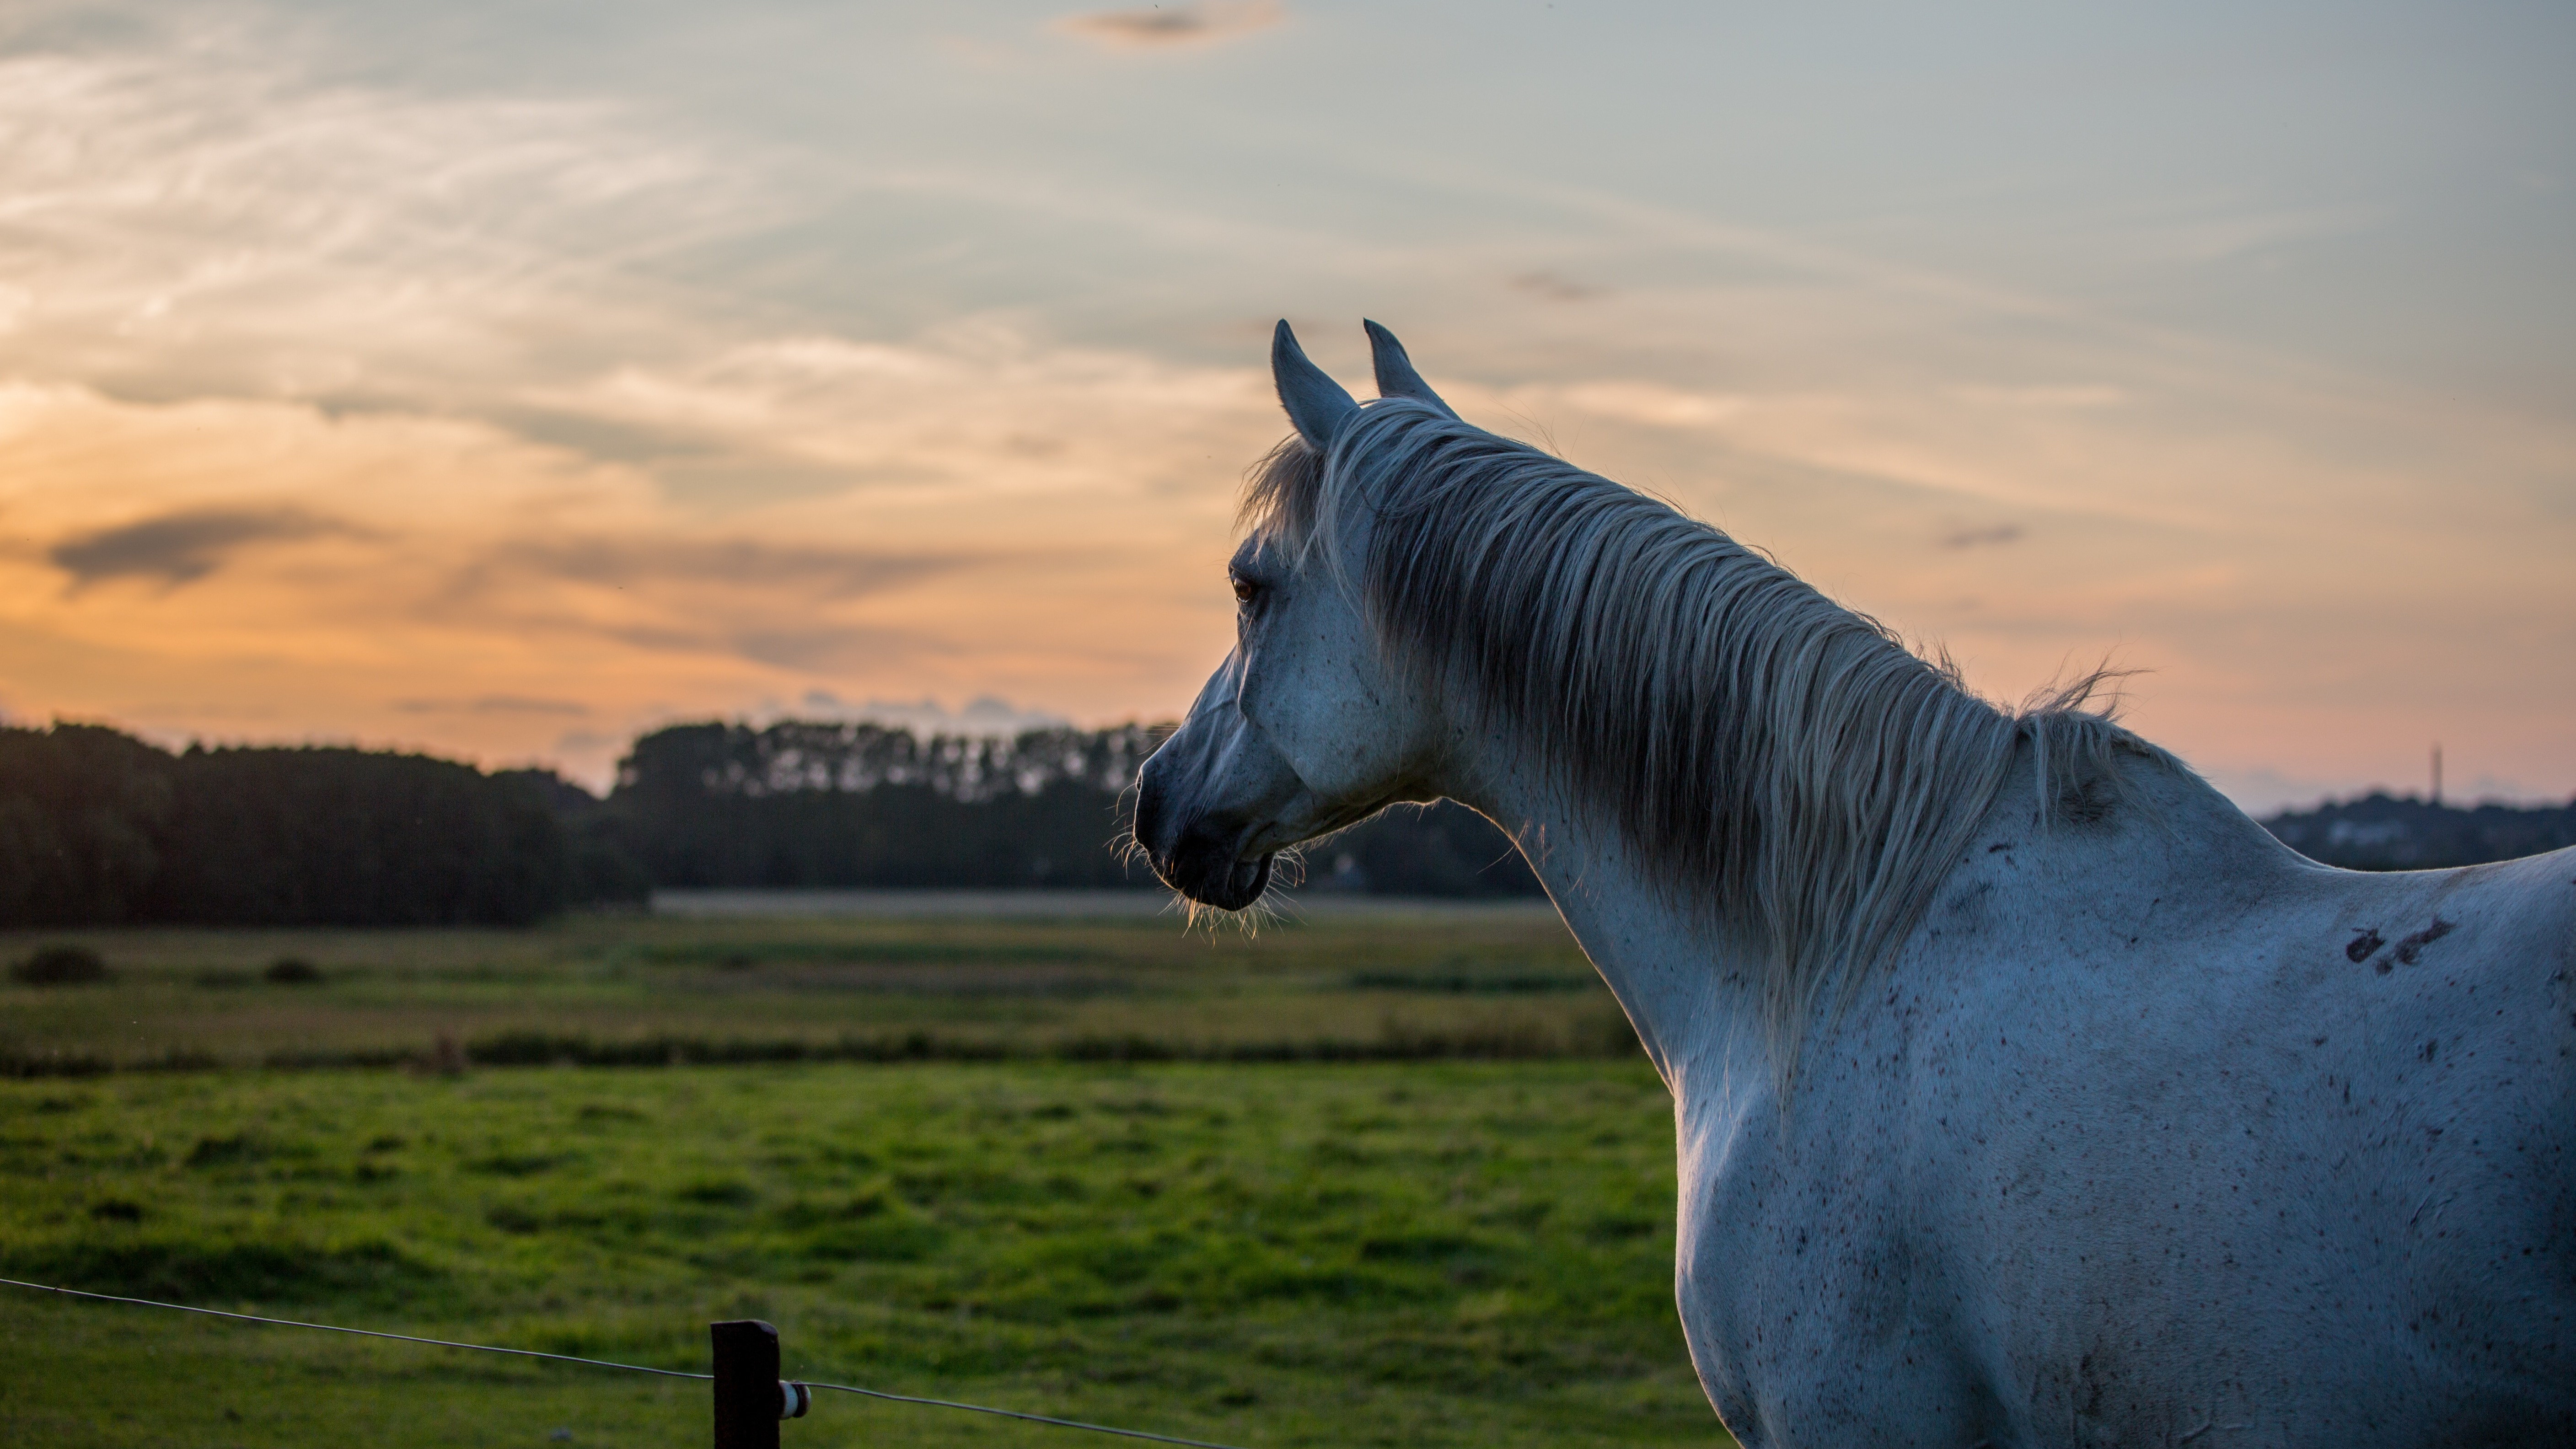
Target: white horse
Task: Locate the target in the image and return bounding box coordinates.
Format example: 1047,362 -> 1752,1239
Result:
1133,321 -> 2576,1447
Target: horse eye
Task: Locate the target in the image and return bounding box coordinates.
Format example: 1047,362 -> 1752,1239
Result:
1231,575 -> 1259,606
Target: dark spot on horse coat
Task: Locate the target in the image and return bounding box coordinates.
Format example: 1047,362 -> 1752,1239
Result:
1948,880 -> 1995,916
1987,841 -> 2012,854
2392,918 -> 2457,967
2347,928 -> 2385,963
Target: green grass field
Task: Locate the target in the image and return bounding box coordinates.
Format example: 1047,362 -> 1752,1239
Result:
0,904 -> 1633,1073
1,906 -> 1730,1448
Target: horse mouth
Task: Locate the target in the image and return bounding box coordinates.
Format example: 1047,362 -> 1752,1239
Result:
1164,850 -> 1273,912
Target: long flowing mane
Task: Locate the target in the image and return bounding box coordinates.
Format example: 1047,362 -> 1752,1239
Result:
1243,399 -> 2168,1040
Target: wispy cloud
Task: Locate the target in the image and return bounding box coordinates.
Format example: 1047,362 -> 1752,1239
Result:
522,325 -> 1274,501
1938,524 -> 2023,550
1055,1 -> 1283,49
1508,270 -> 1605,302
480,536 -> 957,600
0,34 -> 754,406
49,506 -> 357,589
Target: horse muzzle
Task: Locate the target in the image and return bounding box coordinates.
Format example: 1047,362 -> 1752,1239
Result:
1133,763 -> 1277,912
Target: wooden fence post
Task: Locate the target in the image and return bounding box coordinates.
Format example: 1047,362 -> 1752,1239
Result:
712,1319 -> 810,1448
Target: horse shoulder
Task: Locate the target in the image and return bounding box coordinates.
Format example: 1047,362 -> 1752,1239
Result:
1674,1056 -> 2000,1448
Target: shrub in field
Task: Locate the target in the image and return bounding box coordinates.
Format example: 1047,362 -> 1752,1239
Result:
11,944 -> 110,985
263,956 -> 324,984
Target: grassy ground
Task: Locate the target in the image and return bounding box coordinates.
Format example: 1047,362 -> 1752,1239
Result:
0,906 -> 1632,1073
0,906 -> 1729,1447
1,1063 -> 1723,1448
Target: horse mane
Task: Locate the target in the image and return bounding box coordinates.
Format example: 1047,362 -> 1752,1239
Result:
1241,399 -> 2168,1047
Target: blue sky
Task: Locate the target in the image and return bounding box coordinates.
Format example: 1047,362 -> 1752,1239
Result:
1,0 -> 2569,805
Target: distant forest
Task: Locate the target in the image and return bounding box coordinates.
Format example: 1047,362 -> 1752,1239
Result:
0,719 -> 1540,927
0,724 -> 564,928
600,719 -> 1540,900
2259,793 -> 2576,872
5,718 -> 2567,927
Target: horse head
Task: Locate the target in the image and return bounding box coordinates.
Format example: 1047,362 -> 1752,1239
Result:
1132,320 -> 1455,910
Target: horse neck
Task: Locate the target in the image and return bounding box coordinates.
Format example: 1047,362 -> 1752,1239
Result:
1445,723 -> 2295,1103
1445,740 -> 1776,1099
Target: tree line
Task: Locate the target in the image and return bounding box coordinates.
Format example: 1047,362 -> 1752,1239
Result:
0,724 -> 565,928
2259,792 -> 2576,871
0,718 -> 1544,927
588,718 -> 1542,897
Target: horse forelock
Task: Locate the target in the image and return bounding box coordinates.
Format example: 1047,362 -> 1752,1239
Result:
1237,432 -> 1326,559
1236,399 -> 2163,1049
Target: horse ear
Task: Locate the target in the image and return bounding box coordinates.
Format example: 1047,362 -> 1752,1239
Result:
1363,320 -> 1457,418
1272,320 -> 1360,449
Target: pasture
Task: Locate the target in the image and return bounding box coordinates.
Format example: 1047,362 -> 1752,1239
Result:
1,905 -> 1726,1447
1,900 -> 1629,1074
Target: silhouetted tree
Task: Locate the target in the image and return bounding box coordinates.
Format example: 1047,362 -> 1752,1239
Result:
150,745 -> 565,925
1304,801 -> 1546,898
495,769 -> 651,907
0,724 -> 574,927
0,724 -> 174,926
606,721 -> 1166,889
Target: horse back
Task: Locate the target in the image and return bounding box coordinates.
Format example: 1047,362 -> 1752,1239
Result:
1735,831 -> 2576,1445
1959,837 -> 2576,1442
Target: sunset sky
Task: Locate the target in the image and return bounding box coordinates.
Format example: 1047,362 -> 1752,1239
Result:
2,0 -> 2569,807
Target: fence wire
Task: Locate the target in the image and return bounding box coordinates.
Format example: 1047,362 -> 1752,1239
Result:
4,1276 -> 1256,1449
1,1276 -> 710,1379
